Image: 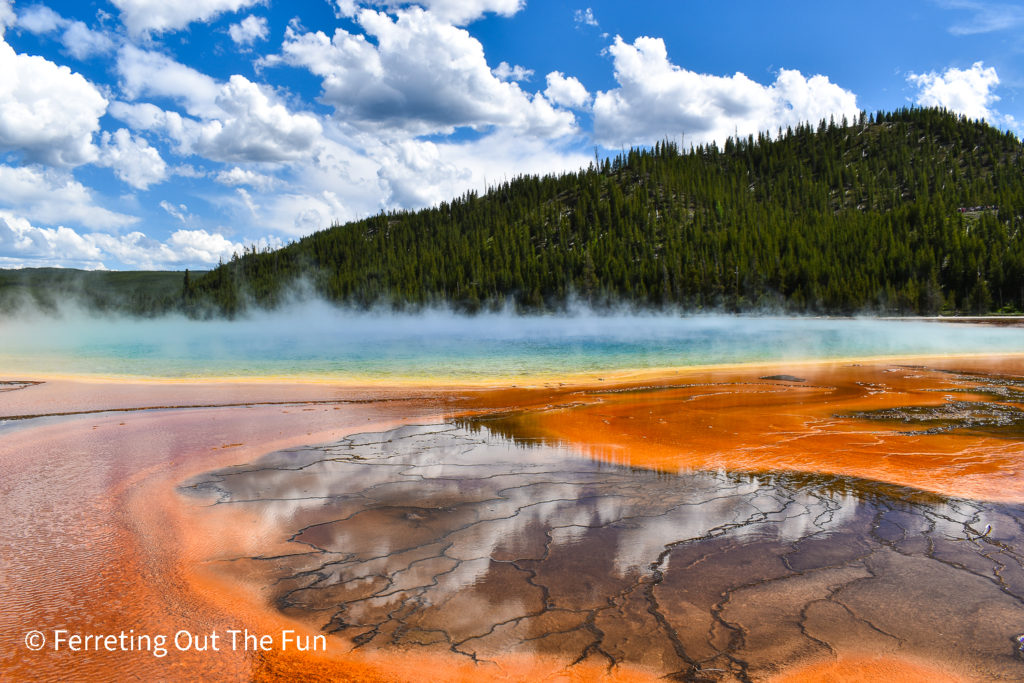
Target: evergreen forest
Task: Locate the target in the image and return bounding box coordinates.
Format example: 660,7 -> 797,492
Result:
11,107 -> 1024,318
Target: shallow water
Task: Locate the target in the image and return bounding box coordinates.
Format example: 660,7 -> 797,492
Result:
183,423 -> 1024,681
3,307 -> 1024,379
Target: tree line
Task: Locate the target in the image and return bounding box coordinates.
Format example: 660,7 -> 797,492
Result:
113,107 -> 1024,316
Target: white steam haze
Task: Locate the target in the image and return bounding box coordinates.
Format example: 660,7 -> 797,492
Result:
2,301 -> 1024,380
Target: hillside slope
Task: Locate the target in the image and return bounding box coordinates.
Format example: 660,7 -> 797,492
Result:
185,107 -> 1023,315
0,268 -> 205,315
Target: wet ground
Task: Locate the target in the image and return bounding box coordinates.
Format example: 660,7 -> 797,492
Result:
6,360 -> 1024,681
183,421 -> 1024,681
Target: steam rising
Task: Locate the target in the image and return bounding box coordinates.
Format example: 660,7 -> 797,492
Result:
2,300 -> 1023,379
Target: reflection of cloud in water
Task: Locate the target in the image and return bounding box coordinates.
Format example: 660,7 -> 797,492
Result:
183,424 -> 1024,678
186,424 -> 868,592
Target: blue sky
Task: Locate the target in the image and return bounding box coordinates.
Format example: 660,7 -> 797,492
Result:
0,0 -> 1021,270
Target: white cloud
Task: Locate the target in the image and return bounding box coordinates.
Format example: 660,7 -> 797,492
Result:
110,0 -> 263,36
108,101 -> 169,130
271,8 -> 575,138
228,14 -> 268,46
160,200 -> 190,224
0,164 -> 137,230
376,138 -> 472,207
117,45 -> 221,118
544,71 -> 591,109
99,129 -> 167,190
417,0 -> 523,25
0,35 -> 107,165
235,187 -> 259,216
260,191 -> 348,235
335,0 -> 524,25
15,5 -> 114,59
0,212 -> 104,266
492,61 -> 533,82
0,210 -> 264,268
592,35 -> 859,148
16,4 -> 63,33
267,132 -> 387,225
940,0 -> 1024,35
0,1 -> 14,33
331,0 -> 359,18
90,228 -> 248,268
61,21 -> 116,60
216,166 -> 277,191
574,7 -> 598,27
171,164 -> 205,179
116,48 -> 323,162
376,131 -> 591,209
908,61 -> 1000,122
194,75 -> 323,162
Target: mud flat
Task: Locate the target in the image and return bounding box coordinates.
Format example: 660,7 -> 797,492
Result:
3,357 -> 1024,681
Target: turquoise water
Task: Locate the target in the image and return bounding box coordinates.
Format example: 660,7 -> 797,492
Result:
2,305 -> 1023,380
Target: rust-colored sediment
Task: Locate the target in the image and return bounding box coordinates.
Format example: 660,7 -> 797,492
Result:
0,381 -> 662,681
2,358 -> 1023,681
0,386 -> 458,681
463,357 -> 1024,503
768,655 -> 966,682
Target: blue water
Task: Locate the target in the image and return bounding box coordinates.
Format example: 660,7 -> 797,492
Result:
2,304 -> 1023,380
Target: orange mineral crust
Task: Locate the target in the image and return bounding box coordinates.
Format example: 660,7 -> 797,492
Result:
3,360 -> 1024,682
768,655 -> 967,682
0,386 -> 458,682
463,358 -> 1024,503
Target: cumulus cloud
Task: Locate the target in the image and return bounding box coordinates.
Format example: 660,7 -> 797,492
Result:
269,8 -> 575,138
574,7 -> 598,27
592,35 -> 859,147
117,44 -> 221,118
108,101 -> 173,130
908,61 -> 1000,122
61,21 -> 116,59
0,35 -> 107,165
116,48 -> 322,162
216,166 -> 277,190
110,0 -> 263,36
195,75 -> 323,162
0,208 -> 264,269
0,0 -> 13,33
259,191 -> 348,235
15,5 -> 115,59
334,0 -> 524,25
16,4 -> 63,33
91,228 -> 250,268
417,0 -> 523,24
98,128 -> 168,190
376,138 -> 472,207
228,14 -> 268,46
375,130 -> 592,209
544,71 -> 591,109
0,164 -> 138,229
492,61 -> 533,82
0,211 -> 103,266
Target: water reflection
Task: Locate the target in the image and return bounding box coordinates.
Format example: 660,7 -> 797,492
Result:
183,424 -> 1024,680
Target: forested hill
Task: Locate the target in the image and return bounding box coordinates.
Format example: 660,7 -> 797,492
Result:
0,268 -> 206,315
188,107 -> 1024,316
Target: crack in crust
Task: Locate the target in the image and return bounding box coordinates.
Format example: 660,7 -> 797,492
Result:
184,422 -> 1024,681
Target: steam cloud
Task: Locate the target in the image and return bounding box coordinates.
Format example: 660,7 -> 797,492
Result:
2,299 -> 1023,379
